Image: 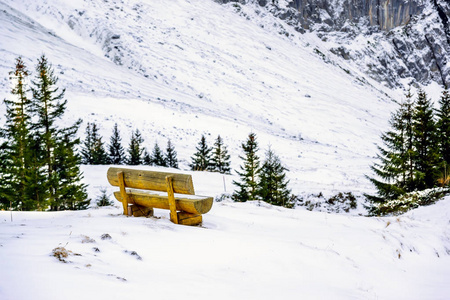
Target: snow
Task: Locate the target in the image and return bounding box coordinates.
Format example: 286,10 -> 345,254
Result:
0,0 -> 405,199
1,166 -> 449,300
1,0 -> 450,298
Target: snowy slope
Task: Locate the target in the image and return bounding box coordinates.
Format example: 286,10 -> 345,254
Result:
1,1 -> 450,298
0,0 -> 404,202
0,165 -> 449,300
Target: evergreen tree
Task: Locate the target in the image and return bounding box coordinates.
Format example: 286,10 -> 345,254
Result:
437,89 -> 450,167
0,57 -> 35,210
90,123 -> 108,164
143,148 -> 152,165
81,122 -> 93,164
258,148 -> 291,207
232,133 -> 260,202
31,55 -> 64,206
190,135 -> 212,171
211,135 -> 231,174
366,90 -> 415,204
96,188 -> 113,206
127,129 -> 144,165
53,132 -> 90,210
151,142 -> 167,167
412,89 -> 440,190
82,122 -> 108,164
31,55 -> 87,210
165,139 -> 178,169
24,132 -> 49,211
108,123 -> 125,165
0,138 -> 10,209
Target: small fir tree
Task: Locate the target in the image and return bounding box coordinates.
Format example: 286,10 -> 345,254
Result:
108,123 -> 125,165
82,122 -> 108,164
412,89 -> 440,190
151,142 -> 167,167
165,139 -> 178,169
190,135 -> 212,171
127,129 -> 144,165
96,188 -> 113,207
143,148 -> 152,165
258,147 -> 291,207
211,135 -> 231,174
81,123 -> 93,164
232,133 -> 261,202
90,123 -> 108,164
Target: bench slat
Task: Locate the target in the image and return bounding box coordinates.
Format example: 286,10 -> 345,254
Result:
113,188 -> 213,215
107,167 -> 195,194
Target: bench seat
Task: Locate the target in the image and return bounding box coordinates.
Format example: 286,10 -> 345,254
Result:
113,188 -> 213,215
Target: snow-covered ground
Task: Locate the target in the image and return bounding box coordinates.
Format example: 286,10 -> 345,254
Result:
1,165 -> 450,300
1,0 -> 450,298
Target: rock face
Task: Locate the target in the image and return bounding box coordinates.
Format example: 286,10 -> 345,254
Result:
218,0 -> 449,88
288,0 -> 424,31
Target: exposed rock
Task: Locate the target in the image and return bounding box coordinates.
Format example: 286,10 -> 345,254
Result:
219,0 -> 449,88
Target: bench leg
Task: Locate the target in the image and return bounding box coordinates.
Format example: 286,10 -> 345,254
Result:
177,212 -> 202,226
166,176 -> 178,224
130,205 -> 154,217
117,171 -> 130,216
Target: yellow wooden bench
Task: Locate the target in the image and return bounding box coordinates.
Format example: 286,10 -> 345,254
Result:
107,167 -> 213,226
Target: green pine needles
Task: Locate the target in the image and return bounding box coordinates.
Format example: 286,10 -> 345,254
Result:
367,88 -> 450,215
0,56 -> 89,211
232,133 -> 292,207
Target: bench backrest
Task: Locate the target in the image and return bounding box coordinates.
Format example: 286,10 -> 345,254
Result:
107,167 -> 195,195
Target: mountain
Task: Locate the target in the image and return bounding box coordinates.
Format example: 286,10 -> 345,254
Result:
222,0 -> 450,88
1,1 -> 450,298
0,0 -> 444,209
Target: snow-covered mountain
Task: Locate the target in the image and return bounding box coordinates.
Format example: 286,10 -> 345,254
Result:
1,0 -> 412,204
228,0 -> 450,88
1,1 -> 450,299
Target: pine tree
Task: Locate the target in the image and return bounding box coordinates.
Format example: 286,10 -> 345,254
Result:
190,135 -> 212,171
81,122 -> 93,164
127,129 -> 144,165
143,148 -> 152,165
258,148 -> 291,207
165,139 -> 178,169
211,135 -> 231,174
366,90 -> 415,204
108,123 -> 125,165
53,131 -> 90,210
31,55 -> 64,206
437,90 -> 450,167
232,133 -> 260,202
82,122 -> 108,164
91,123 -> 108,164
0,138 -> 10,209
0,57 -> 36,210
412,89 -> 440,190
96,188 -> 113,206
151,142 -> 167,167
24,131 -> 49,211
31,55 -> 87,210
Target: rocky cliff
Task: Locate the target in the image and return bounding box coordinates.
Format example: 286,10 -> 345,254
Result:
218,0 -> 449,88
287,0 -> 424,31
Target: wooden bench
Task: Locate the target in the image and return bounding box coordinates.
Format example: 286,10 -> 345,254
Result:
107,167 -> 213,226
